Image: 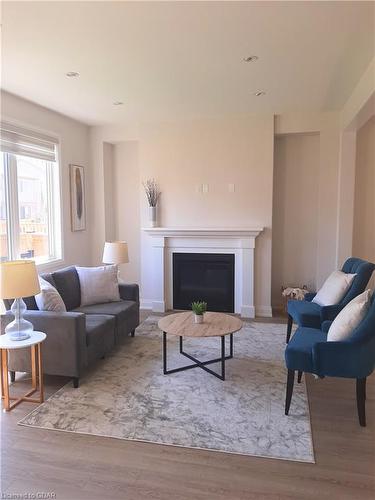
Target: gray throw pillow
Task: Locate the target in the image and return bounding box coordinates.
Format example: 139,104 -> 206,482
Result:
76,265 -> 120,306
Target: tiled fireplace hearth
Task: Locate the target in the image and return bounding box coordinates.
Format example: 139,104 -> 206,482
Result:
142,228 -> 263,318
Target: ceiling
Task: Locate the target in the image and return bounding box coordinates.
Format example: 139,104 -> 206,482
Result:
2,1 -> 374,126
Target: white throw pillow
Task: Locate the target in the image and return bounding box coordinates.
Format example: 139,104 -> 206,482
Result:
312,270 -> 356,307
327,290 -> 372,342
35,276 -> 67,312
76,265 -> 120,306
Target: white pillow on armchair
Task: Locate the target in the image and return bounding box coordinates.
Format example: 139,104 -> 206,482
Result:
312,270 -> 356,306
76,265 -> 120,306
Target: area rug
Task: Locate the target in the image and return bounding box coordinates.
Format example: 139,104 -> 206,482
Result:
19,317 -> 314,463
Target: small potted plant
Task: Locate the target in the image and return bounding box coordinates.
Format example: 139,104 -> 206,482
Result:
143,178 -> 161,227
191,301 -> 207,324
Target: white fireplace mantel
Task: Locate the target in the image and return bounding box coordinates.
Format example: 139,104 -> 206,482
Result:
142,227 -> 264,239
142,227 -> 264,318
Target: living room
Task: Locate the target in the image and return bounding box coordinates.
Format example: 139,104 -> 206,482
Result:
1,1 -> 374,499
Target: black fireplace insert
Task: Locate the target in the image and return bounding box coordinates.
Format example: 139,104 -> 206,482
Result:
173,253 -> 235,312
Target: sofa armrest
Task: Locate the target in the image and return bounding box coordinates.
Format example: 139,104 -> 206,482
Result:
2,310 -> 88,378
320,304 -> 344,322
312,340 -> 374,379
304,292 -> 316,302
321,320 -> 333,333
119,283 -> 139,303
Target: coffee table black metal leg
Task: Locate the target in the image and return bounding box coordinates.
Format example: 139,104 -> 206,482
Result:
163,332 -> 234,380
163,331 -> 167,374
221,336 -> 225,380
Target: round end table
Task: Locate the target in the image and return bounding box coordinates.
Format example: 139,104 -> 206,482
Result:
0,331 -> 46,412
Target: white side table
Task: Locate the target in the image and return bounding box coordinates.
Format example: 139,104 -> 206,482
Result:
0,331 -> 46,411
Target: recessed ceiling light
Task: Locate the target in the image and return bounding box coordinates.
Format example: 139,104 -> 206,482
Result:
243,56 -> 259,62
253,90 -> 266,97
113,101 -> 124,106
66,71 -> 79,78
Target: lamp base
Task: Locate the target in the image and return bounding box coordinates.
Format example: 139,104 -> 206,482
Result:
5,297 -> 33,341
9,331 -> 31,341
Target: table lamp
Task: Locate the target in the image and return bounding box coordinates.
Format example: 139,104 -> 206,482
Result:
0,260 -> 40,341
103,241 -> 129,266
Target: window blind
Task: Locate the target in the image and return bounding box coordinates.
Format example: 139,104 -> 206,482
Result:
0,122 -> 58,162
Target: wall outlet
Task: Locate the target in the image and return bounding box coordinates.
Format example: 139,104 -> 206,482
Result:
228,183 -> 235,193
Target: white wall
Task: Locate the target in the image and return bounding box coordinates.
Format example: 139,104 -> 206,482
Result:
275,112 -> 342,286
103,142 -> 116,242
272,133 -> 320,308
113,141 -> 140,284
353,116 -> 375,288
1,91 -> 92,269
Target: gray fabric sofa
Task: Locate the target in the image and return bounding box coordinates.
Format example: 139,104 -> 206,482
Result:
2,266 -> 140,388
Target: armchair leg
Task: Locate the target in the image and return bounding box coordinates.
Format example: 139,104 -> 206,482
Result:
297,371 -> 303,383
356,378 -> 366,427
73,377 -> 79,389
285,369 -> 295,415
286,315 -> 293,344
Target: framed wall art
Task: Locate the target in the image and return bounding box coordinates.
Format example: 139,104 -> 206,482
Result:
70,164 -> 86,231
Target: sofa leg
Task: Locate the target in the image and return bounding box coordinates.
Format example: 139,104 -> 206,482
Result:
285,369 -> 295,415
130,330 -> 135,337
297,371 -> 303,383
9,371 -> 15,383
356,378 -> 366,427
286,314 -> 293,344
73,377 -> 79,389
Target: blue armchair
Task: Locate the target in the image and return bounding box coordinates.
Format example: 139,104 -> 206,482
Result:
286,257 -> 375,343
284,293 -> 375,426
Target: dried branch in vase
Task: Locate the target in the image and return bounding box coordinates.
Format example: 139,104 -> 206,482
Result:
143,178 -> 161,207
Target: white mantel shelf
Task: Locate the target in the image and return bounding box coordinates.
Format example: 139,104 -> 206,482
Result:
142,227 -> 264,238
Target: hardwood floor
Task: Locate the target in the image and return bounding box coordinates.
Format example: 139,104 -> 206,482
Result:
1,313 -> 374,500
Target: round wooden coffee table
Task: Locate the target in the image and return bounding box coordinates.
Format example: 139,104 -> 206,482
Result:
158,311 -> 243,381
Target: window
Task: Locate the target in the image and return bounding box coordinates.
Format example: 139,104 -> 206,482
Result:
0,123 -> 62,265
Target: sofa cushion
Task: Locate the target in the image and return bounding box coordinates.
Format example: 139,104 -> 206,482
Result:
85,314 -> 115,347
287,299 -> 322,328
285,327 -> 327,373
51,266 -> 81,311
74,300 -> 137,325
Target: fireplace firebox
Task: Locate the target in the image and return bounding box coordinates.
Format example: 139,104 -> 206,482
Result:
173,253 -> 235,312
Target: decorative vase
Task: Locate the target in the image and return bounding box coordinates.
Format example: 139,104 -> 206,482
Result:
149,206 -> 157,227
194,314 -> 204,324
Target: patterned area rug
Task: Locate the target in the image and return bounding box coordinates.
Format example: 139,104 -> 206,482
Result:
19,317 -> 314,462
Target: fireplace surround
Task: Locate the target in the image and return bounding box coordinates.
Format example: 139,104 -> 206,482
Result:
142,228 -> 263,318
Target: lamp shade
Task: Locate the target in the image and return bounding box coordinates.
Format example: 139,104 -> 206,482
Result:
103,241 -> 129,265
0,260 -> 40,299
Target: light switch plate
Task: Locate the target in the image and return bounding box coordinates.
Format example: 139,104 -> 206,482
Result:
202,183 -> 209,193
228,183 -> 235,193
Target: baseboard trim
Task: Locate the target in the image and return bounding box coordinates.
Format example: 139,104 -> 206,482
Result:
140,299 -> 153,310
241,305 -> 255,319
140,299 -> 166,313
255,305 -> 273,318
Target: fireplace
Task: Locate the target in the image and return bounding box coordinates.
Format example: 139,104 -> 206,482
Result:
173,253 -> 235,312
